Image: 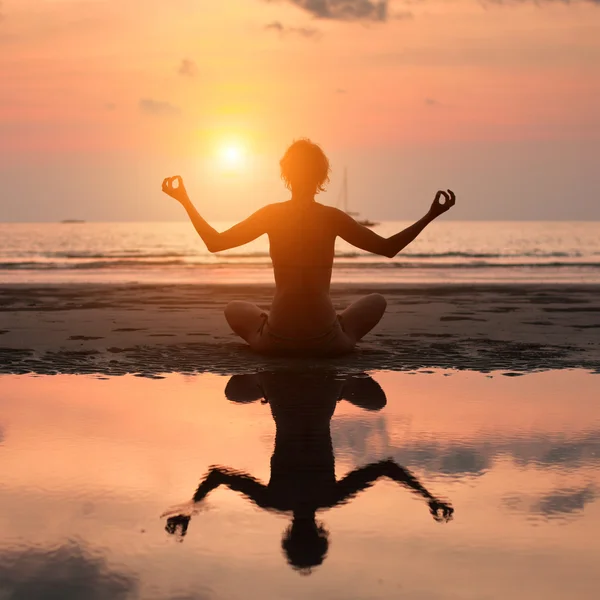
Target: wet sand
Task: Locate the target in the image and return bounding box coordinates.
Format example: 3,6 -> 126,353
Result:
0,283 -> 599,376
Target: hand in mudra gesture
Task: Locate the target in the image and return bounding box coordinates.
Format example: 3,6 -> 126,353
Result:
429,189 -> 456,218
428,498 -> 454,523
162,175 -> 190,204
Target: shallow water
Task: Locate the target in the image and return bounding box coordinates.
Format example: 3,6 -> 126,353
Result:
0,370 -> 599,599
2,221 -> 600,283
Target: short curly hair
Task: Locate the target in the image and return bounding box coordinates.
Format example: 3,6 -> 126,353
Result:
280,138 -> 330,194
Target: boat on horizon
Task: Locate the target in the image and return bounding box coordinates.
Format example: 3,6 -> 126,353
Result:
337,168 -> 379,228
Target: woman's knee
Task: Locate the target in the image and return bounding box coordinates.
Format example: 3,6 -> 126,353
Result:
224,301 -> 260,331
224,301 -> 265,341
224,301 -> 242,325
367,293 -> 387,316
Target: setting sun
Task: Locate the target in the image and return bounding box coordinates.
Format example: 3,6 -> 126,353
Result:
219,143 -> 247,171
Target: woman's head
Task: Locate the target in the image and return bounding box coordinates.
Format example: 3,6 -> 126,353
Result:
280,139 -> 330,195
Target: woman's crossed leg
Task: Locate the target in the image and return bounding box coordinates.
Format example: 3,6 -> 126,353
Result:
224,293 -> 387,355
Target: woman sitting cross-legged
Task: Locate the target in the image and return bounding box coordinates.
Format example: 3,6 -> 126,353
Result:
162,139 -> 456,356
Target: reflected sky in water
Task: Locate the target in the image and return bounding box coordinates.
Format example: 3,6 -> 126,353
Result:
0,370 -> 599,599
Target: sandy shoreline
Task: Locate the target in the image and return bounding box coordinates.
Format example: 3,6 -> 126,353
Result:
0,283 -> 599,376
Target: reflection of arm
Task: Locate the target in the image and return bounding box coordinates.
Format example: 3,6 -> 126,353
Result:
163,467 -> 269,538
193,466 -> 270,508
335,459 -> 453,521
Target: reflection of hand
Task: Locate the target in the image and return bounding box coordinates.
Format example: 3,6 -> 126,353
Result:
165,514 -> 191,539
429,190 -> 456,218
428,499 -> 454,523
162,175 -> 190,205
161,499 -> 199,540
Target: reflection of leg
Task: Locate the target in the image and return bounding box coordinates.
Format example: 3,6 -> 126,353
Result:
339,294 -> 387,343
341,375 -> 387,411
224,301 -> 266,345
225,374 -> 264,403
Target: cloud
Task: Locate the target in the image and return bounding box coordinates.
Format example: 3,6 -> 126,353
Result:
424,97 -> 440,107
178,58 -> 198,77
503,486 -> 596,521
335,88 -> 347,94
104,102 -> 117,111
0,543 -> 137,600
138,98 -> 181,116
487,0 -> 600,4
333,419 -> 600,478
534,486 -> 596,517
265,21 -> 320,37
269,0 -> 389,22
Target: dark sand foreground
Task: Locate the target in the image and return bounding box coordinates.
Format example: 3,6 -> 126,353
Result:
0,283 -> 599,376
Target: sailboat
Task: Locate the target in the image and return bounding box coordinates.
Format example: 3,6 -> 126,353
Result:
337,167 -> 379,228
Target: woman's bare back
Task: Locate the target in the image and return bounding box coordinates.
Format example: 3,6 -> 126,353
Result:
266,201 -> 339,338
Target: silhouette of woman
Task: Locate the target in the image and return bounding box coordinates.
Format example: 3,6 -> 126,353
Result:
162,371 -> 454,573
162,139 -> 456,355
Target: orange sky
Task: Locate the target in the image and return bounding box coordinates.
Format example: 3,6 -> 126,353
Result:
1,0 -> 599,221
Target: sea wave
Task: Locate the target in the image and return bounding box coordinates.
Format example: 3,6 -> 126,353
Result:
33,250 -> 584,260
2,260 -> 600,271
0,259 -> 188,270
44,251 -> 189,259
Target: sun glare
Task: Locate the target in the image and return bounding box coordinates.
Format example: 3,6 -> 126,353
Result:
219,143 -> 247,171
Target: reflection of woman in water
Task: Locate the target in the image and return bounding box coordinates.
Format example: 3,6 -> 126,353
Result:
162,139 -> 456,355
162,371 -> 453,572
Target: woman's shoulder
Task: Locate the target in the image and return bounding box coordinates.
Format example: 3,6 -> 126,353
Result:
263,200 -> 340,223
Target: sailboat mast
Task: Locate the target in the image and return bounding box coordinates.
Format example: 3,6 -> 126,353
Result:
343,167 -> 348,213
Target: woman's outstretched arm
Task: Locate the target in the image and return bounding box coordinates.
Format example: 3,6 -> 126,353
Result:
162,175 -> 270,253
336,190 -> 456,258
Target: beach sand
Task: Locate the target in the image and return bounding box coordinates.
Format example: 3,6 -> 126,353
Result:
1,283 -> 598,376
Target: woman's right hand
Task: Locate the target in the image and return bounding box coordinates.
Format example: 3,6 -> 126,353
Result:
162,175 -> 190,205
429,189 -> 456,218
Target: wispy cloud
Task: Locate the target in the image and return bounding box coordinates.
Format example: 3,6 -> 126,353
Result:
178,58 -> 198,77
393,9 -> 413,20
503,486 -> 596,521
268,0 -> 389,22
138,99 -> 181,116
534,486 -> 596,517
424,97 -> 440,107
265,20 -> 320,37
0,544 -> 137,600
487,0 -> 599,4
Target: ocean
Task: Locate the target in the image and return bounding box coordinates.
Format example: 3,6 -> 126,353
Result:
0,221 -> 599,284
